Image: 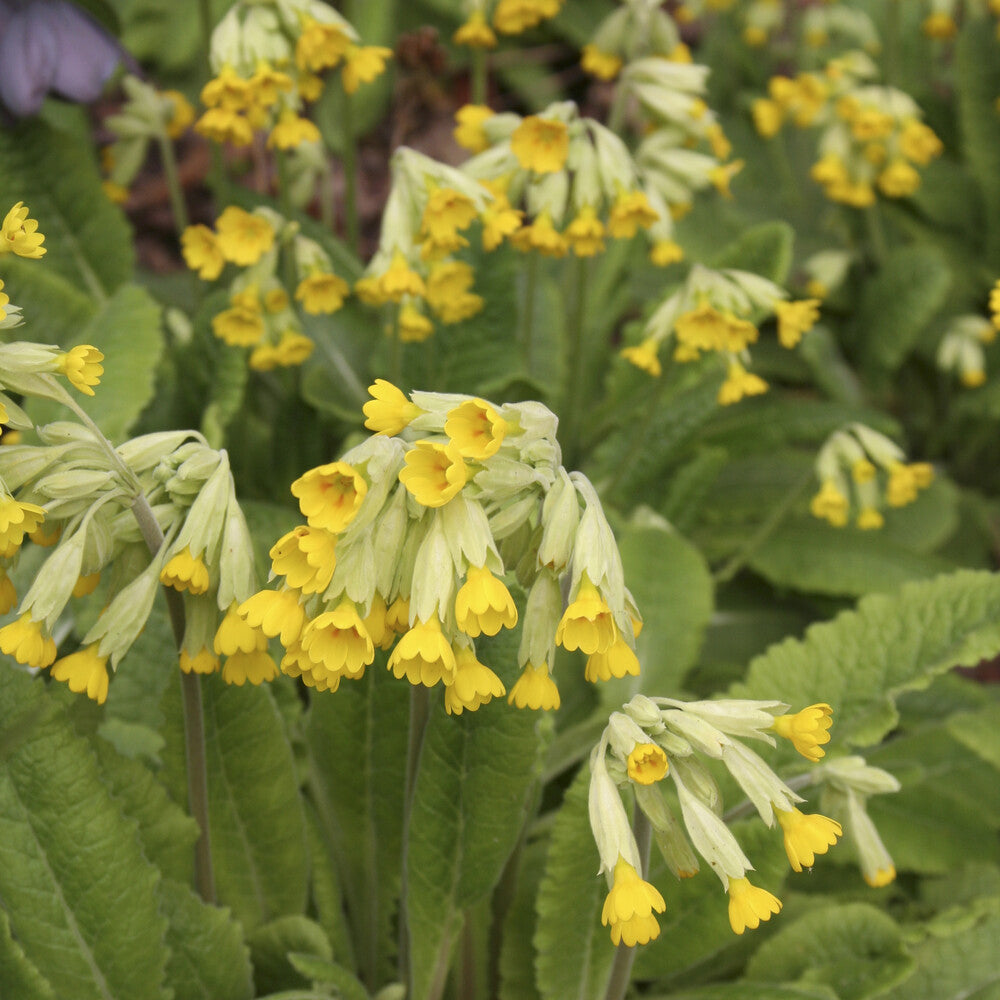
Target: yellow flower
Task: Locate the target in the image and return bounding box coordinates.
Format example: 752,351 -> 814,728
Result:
555,574 -> 616,655
607,191 -> 658,239
248,62 -> 294,107
222,649 -> 278,685
454,104 -> 495,153
621,339 -> 662,377
585,637 -> 640,682
507,661 -> 560,710
601,857 -> 666,947
676,301 -> 758,353
201,65 -> 252,110
385,596 -> 410,633
774,299 -> 821,348
399,303 -> 434,342
426,260 -> 474,306
362,593 -> 394,650
445,398 -> 507,460
444,645 -> 506,714
421,187 -> 479,241
56,345 -> 104,396
727,877 -> 782,934
51,644 -> 109,704
377,250 -> 426,302
0,496 -> 46,556
810,479 -> 849,527
509,212 -> 568,257
899,119 -> 943,165
239,588 -> 307,647
399,441 -> 468,508
388,616 -> 458,687
163,89 -> 195,138
0,613 -> 57,668
877,161 -> 920,199
215,207 -> 275,266
581,44 -> 621,80
0,278 -> 8,322
266,330 -> 314,368
195,107 -> 254,148
181,225 -> 225,280
510,116 -> 570,174
627,743 -> 668,785
454,11 -> 497,48
650,240 -> 684,267
886,461 -> 933,507
564,205 -> 606,257
342,44 -> 393,95
291,461 -> 367,533
295,271 -> 350,314
363,379 -> 423,434
480,187 -> 523,250
776,808 -> 842,872
29,523 -> 60,547
212,305 -> 265,347
268,110 -> 321,149
718,360 -> 768,406
751,98 -> 784,138
709,160 -> 745,198
771,703 -> 833,762
922,12 -> 957,39
72,573 -> 100,599
296,18 -> 351,72
180,648 -> 220,675
215,603 -> 268,656
302,601 -> 374,679
269,525 -> 337,593
161,546 -> 210,595
0,568 -> 16,614
455,566 -> 517,637
0,202 -> 46,258
493,0 -> 562,34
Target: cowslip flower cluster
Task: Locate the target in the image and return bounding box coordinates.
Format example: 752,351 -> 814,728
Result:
453,0 -> 563,46
235,381 -> 641,712
182,205 -> 349,369
937,314 -> 996,388
196,0 -> 390,151
620,263 -> 820,403
810,424 -> 934,530
579,0 -> 687,81
0,200 -> 47,330
590,696 -> 843,945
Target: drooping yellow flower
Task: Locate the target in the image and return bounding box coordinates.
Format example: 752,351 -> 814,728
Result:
445,398 -> 507,460
585,637 -> 640,682
727,877 -> 782,934
776,808 -> 842,872
265,330 -> 314,368
564,205 -> 606,257
215,603 -> 268,656
607,191 -> 658,239
342,44 -> 393,94
0,202 -> 46,258
453,104 -> 495,153
709,160 -> 745,199
455,566 -> 518,637
181,225 -> 226,280
426,260 -> 474,306
510,116 -> 570,174
377,250 -> 426,302
493,0 -> 562,34
363,379 -> 423,435
774,299 -> 821,348
0,613 -> 57,668
399,441 -> 468,507
621,339 -> 662,377
56,345 -> 104,396
454,11 -> 497,48
50,644 -> 109,704
248,62 -> 294,107
650,240 -> 684,267
507,661 -> 560,710
420,187 -> 479,242
268,110 -> 321,149
201,65 -> 252,110
857,507 -> 884,530
0,278 -> 8,323
810,479 -> 849,527
222,649 -> 278,685
479,184 -> 523,250
291,461 -> 367,533
581,44 -> 622,80
627,743 -> 668,785
771,703 -> 833,762
239,588 -> 307,647
509,211 -> 568,257
195,107 -> 254,147
163,89 -> 195,138
215,207 -> 275,266
161,546 -> 210,595
269,525 -> 337,594
398,303 -> 434,342
751,97 -> 784,138
601,857 -> 666,947
301,601 -> 374,679
0,496 -> 46,557
0,568 -> 16,614
877,160 -> 920,199
388,616 -> 458,687
296,18 -> 351,72
29,523 -> 60,547
445,645 -> 506,714
899,119 -> 943,166
555,573 -> 616,655
886,461 -> 934,507
718,360 -> 768,406
180,648 -> 220,675
676,301 -> 757,354
294,271 -> 349,314
922,12 -> 957,39
212,304 -> 266,347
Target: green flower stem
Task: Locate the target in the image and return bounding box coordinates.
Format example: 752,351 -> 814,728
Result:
521,252 -> 539,374
341,87 -> 360,256
471,47 -> 488,107
864,201 -> 889,266
602,809 -> 653,1000
560,255 -> 588,468
156,133 -> 190,237
275,151 -> 300,291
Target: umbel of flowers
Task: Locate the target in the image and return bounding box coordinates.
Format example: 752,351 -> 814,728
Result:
579,0 -> 689,81
619,263 -> 821,403
237,381 -> 642,713
589,694 -> 900,946
453,0 -> 565,47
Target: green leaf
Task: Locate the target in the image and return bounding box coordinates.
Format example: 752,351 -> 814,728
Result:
947,703 -> 1000,771
534,766 -> 612,1000
0,255 -> 96,346
0,907 -> 55,1000
650,985 -> 839,1000
201,677 -> 309,930
744,903 -> 912,1000
406,626 -> 541,1000
304,804 -> 354,968
160,879 -> 254,1000
497,839 -> 545,1000
305,665 -> 409,988
249,916 -> 333,995
710,222 -> 794,284
201,338 -> 250,447
0,666 -> 170,1000
856,246 -> 951,371
286,954 -> 370,1000
732,570 -> 1000,749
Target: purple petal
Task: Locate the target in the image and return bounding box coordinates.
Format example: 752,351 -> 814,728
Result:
0,7 -> 58,116
43,1 -> 122,103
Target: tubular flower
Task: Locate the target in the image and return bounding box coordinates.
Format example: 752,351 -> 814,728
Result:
453,104 -> 494,153
650,240 -> 684,267
621,339 -> 662,377
421,188 -> 478,241
728,878 -> 782,934
886,462 -> 934,507
601,857 -> 666,947
399,441 -> 468,508
776,808 -> 843,872
222,649 -> 278,686
510,116 -> 570,174
295,272 -> 350,314
480,185 -> 523,250
675,301 -> 758,354
161,547 -> 210,595
556,574 -> 617,655
363,379 -> 423,435
810,479 -> 849,527
509,212 -> 568,257
195,107 -> 253,147
0,202 -> 46,258
56,345 -> 104,396
507,661 -> 560,710
215,604 -> 268,656
771,703 -> 833,762
214,207 -> 275,266
50,645 -> 109,704
445,398 -> 507,460
585,638 -> 640,682
627,744 -> 668,785
565,206 -> 606,257
607,191 -> 659,239
581,44 -> 622,81
342,45 -> 393,94
181,225 -> 225,280
774,299 -> 821,348
444,646 -> 506,714
455,566 -> 518,637
269,526 -> 336,593
0,569 -> 16,615
291,461 -> 367,533
399,304 -> 434,343
212,304 -> 265,346
718,360 -> 768,406
0,496 -> 46,556
377,250 -> 426,301
301,601 -> 374,679
0,613 -> 57,668
180,648 -> 220,675
388,616 -> 458,687
296,18 -> 351,71
239,589 -> 307,647
268,110 -> 321,149
454,11 -> 497,47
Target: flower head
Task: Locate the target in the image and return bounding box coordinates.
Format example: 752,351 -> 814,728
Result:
727,877 -> 782,934
180,648 -> 220,675
51,644 -> 109,704
56,345 -> 104,396
627,743 -> 668,785
585,638 -> 640,682
268,110 -> 321,150
1,202 -> 46,258
565,205 -> 606,257
454,11 -> 497,48
607,191 -> 658,240
771,703 -> 833,762
454,104 -> 494,153
301,601 -> 374,679
182,225 -> 225,280
601,857 -> 666,947
0,613 -> 56,668
776,808 -> 842,872
297,18 -> 351,72
507,661 -> 560,710
775,299 -> 820,349
582,44 -> 622,81
0,496 -> 46,556
342,44 -> 393,94
444,646 -> 505,714
388,616 -> 457,687
445,398 -> 507,460
296,272 -> 350,314
510,116 -> 570,174
239,588 -> 307,647
161,547 -> 210,596
215,207 -> 275,266
222,649 -> 278,686
363,380 -> 423,435
455,566 -> 517,637
399,441 -> 468,508
555,574 -> 616,655
291,461 -> 367,533
621,339 -> 662,377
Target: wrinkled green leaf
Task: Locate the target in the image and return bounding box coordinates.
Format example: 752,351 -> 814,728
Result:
249,915 -> 334,995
